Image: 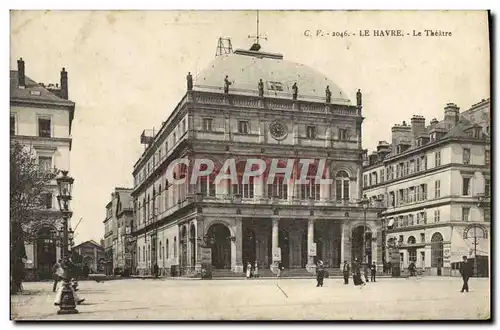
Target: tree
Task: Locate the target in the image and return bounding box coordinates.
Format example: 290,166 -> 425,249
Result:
10,141 -> 58,293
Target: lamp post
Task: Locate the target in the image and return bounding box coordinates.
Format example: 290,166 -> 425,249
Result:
55,170 -> 78,315
361,195 -> 369,266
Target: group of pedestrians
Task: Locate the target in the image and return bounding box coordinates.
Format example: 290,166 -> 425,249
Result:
314,258 -> 378,289
245,261 -> 260,279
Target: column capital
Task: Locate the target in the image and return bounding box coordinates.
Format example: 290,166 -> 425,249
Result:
272,218 -> 280,226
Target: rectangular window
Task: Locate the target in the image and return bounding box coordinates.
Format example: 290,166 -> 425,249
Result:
182,119 -> 187,133
462,177 -> 471,196
38,156 -> 52,172
363,175 -> 367,188
380,169 -> 385,183
203,118 -> 213,132
485,150 -> 490,166
409,250 -> 417,263
409,160 -> 415,174
238,121 -> 249,134
422,156 -> 427,170
434,210 -> 440,222
44,192 -> 52,209
306,126 -> 316,139
462,207 -> 470,222
485,179 -> 490,197
463,148 -> 471,165
421,211 -> 427,224
38,117 -> 51,137
408,214 -> 414,226
434,180 -> 441,199
338,128 -> 347,141
435,151 -> 441,167
420,233 -> 425,243
173,132 -> 177,143
398,235 -> 404,244
416,158 -> 420,172
421,183 -> 427,200
10,115 -> 15,135
396,164 -> 401,178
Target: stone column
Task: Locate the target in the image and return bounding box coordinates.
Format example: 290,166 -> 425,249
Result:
340,220 -> 351,264
356,167 -> 362,200
195,216 -> 204,273
224,113 -> 231,142
306,218 -> 316,274
271,217 -> 279,273
231,218 -> 243,273
325,126 -> 332,148
293,123 -> 299,145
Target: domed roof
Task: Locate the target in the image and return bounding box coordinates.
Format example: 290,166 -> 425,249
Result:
193,49 -> 351,105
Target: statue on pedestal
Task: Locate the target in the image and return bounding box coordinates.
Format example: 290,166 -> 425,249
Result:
325,86 -> 331,103
186,72 -> 193,91
292,83 -> 298,100
356,89 -> 362,108
224,75 -> 232,94
258,79 -> 264,97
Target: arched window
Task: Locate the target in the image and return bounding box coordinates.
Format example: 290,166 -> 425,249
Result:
407,236 -> 416,244
159,241 -> 162,259
335,170 -> 350,201
298,162 -> 321,200
233,162 -> 255,198
166,239 -> 169,259
147,194 -> 151,222
148,244 -> 150,261
142,246 -> 145,262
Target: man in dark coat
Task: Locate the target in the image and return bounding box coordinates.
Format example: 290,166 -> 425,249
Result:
370,262 -> 377,282
153,263 -> 159,278
342,261 -> 350,284
460,256 -> 473,293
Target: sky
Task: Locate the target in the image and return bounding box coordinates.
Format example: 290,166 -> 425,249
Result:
10,10 -> 490,244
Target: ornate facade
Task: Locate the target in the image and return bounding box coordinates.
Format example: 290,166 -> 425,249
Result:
130,46 -> 383,276
362,99 -> 491,276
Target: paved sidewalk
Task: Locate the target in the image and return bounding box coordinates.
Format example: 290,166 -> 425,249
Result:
11,277 -> 490,320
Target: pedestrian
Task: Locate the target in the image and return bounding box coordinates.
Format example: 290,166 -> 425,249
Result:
153,263 -> 159,278
83,264 -> 90,279
253,261 -> 259,278
409,262 -> 416,277
316,260 -> 325,287
276,262 -> 283,278
387,261 -> 392,275
370,262 -> 377,282
246,262 -> 252,279
352,258 -> 366,288
342,261 -> 350,284
460,255 -> 473,293
52,259 -> 63,292
54,257 -> 84,306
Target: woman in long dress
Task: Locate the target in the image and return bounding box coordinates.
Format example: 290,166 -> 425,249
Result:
246,262 -> 252,279
253,262 -> 259,279
352,259 -> 366,288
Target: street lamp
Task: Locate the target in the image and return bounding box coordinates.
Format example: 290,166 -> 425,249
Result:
361,195 -> 369,266
55,170 -> 78,315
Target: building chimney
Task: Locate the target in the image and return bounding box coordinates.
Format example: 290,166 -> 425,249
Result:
430,118 -> 438,126
60,67 -> 68,99
410,115 -> 426,144
444,103 -> 460,125
17,58 -> 25,88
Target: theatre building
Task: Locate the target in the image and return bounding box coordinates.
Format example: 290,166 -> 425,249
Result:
362,99 -> 491,277
131,43 -> 383,277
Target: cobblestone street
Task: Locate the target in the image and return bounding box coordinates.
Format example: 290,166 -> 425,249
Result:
11,277 -> 490,320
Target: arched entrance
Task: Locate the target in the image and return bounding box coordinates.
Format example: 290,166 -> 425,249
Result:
190,224 -> 196,268
351,226 -> 373,265
207,223 -> 231,269
36,227 -> 57,280
431,232 -> 444,276
242,226 -> 256,272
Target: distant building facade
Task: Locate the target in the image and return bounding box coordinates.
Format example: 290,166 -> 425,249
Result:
103,188 -> 134,275
130,45 -> 384,277
362,99 -> 491,276
72,240 -> 105,273
10,58 -> 76,280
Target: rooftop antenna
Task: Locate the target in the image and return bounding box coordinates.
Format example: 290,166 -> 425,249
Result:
248,10 -> 268,51
215,37 -> 233,57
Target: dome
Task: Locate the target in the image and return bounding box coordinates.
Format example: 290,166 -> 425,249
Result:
193,49 -> 351,105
